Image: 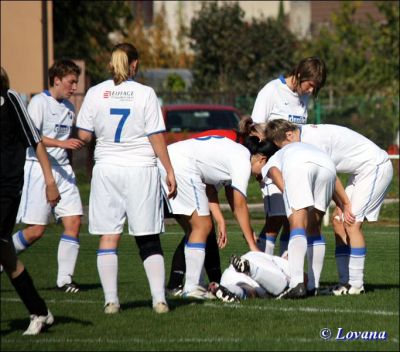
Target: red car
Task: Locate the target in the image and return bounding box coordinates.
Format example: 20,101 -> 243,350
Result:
161,104 -> 242,144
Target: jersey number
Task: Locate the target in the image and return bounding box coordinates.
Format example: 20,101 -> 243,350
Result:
110,108 -> 131,142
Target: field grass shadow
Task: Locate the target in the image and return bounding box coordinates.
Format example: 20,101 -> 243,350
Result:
121,297 -> 205,312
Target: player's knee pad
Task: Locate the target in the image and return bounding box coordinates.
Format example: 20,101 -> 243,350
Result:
135,234 -> 163,261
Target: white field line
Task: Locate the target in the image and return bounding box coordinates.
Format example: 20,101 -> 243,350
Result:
1,336 -> 398,345
2,297 -> 398,316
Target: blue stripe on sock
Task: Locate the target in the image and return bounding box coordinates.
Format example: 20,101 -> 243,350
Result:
259,234 -> 276,244
335,245 -> 350,257
186,242 -> 206,250
61,234 -> 79,244
290,228 -> 306,240
18,231 -> 30,248
350,247 -> 367,257
97,249 -> 117,255
307,235 -> 325,246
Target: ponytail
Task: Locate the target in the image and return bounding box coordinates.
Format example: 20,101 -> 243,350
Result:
109,43 -> 139,85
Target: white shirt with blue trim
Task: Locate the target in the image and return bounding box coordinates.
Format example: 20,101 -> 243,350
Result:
26,90 -> 75,166
251,75 -> 309,125
77,79 -> 165,166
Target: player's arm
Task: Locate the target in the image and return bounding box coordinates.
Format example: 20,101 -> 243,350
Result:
206,185 -> 227,248
41,135 -> 85,150
148,132 -> 177,199
332,176 -> 355,224
225,187 -> 259,252
267,167 -> 284,192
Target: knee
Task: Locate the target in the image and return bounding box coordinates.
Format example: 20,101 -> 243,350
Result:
135,235 -> 163,262
63,216 -> 81,237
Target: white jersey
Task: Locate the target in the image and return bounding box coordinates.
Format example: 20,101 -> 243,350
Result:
167,136 -> 251,196
77,79 -> 165,167
26,90 -> 75,166
251,75 -> 309,125
263,142 -> 336,179
299,124 -> 389,174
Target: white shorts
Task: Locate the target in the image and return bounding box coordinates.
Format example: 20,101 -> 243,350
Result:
89,163 -> 163,236
17,160 -> 83,225
346,160 -> 393,222
260,178 -> 286,217
159,155 -> 210,217
283,163 -> 336,217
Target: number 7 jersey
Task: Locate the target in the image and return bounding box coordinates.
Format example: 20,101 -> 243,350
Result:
76,79 -> 166,166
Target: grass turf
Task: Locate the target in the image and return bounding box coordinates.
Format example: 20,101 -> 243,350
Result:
1,220 -> 399,351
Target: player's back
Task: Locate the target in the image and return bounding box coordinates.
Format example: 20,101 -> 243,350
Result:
78,79 -> 165,167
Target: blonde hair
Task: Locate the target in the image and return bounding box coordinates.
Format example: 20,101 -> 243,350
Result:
265,119 -> 299,143
109,43 -> 139,85
239,115 -> 267,141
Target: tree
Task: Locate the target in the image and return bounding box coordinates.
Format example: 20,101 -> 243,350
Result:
189,1 -> 297,98
300,1 -> 399,148
53,0 -> 133,84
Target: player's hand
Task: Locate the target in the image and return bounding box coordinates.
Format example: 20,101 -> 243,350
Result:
61,138 -> 85,150
341,203 -> 356,224
217,222 -> 227,249
45,183 -> 61,208
166,171 -> 177,199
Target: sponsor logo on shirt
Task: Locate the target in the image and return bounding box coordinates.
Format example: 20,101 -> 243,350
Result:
54,124 -> 71,134
103,90 -> 134,101
288,115 -> 306,124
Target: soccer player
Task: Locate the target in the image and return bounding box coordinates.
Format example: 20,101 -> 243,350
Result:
247,136 -> 336,298
77,43 -> 176,314
209,251 -> 291,301
1,66 -> 60,335
251,57 -> 327,256
158,136 -> 268,299
265,119 -> 394,295
13,60 -> 84,293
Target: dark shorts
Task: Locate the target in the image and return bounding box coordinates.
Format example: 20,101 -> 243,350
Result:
0,193 -> 21,241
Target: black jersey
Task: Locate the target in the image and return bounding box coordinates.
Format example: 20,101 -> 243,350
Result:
0,88 -> 41,195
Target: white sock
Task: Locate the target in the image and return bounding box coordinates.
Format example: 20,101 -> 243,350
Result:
349,247 -> 366,289
288,228 -> 307,288
12,230 -> 30,254
258,234 -> 276,255
335,245 -> 350,285
97,249 -> 119,305
306,235 -> 326,290
143,254 -> 166,306
184,242 -> 206,292
57,234 -> 80,287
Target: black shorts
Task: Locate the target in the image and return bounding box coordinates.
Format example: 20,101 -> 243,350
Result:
0,193 -> 21,241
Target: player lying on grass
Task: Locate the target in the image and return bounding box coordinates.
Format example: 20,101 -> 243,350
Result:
265,119 -> 393,295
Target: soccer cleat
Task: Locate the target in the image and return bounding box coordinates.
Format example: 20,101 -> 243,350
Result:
166,284 -> 184,297
230,255 -> 250,275
104,302 -> 120,314
348,285 -> 365,295
215,285 -> 240,303
277,283 -> 306,299
56,282 -> 79,293
332,284 -> 365,296
182,285 -> 208,300
23,310 -> 54,335
153,302 -> 169,314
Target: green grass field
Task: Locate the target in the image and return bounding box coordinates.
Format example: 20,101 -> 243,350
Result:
1,214 -> 399,351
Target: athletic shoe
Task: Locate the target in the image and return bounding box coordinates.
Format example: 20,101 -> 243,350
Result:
332,284 -> 365,296
230,255 -> 250,275
182,285 -> 208,300
166,284 -> 184,297
23,310 -> 54,335
215,284 -> 240,303
56,282 -> 79,293
277,283 -> 306,299
153,302 -> 169,314
104,302 -> 120,314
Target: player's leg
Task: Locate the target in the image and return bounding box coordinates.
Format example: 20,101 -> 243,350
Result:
183,211 -> 213,296
306,209 -> 326,295
166,233 -> 187,293
332,209 -> 350,289
57,215 -> 81,291
204,224 -> 221,284
135,234 -> 169,313
97,234 -> 121,313
12,225 -> 46,254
